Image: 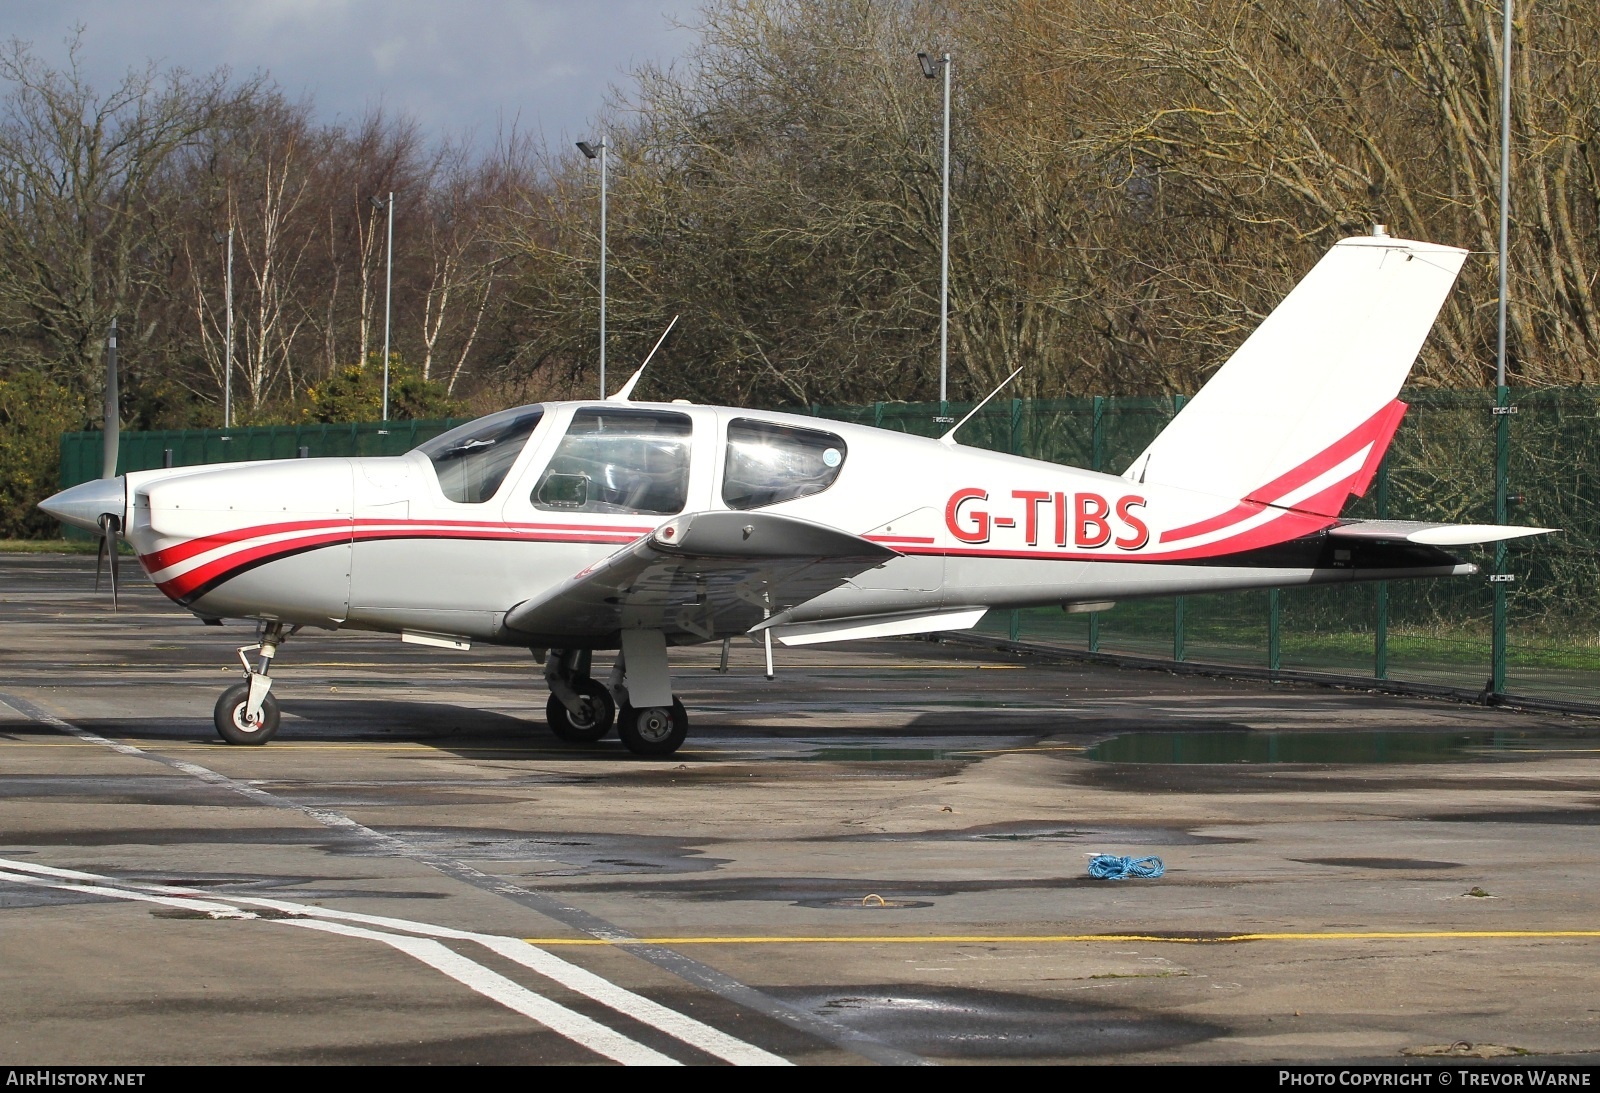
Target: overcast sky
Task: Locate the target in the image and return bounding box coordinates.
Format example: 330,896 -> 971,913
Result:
5,1 -> 701,149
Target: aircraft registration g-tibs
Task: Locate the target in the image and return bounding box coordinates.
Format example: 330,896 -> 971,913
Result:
41,234 -> 1553,756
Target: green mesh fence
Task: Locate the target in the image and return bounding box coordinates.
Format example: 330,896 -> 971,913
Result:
812,390 -> 1600,708
59,417 -> 471,485
57,389 -> 1600,707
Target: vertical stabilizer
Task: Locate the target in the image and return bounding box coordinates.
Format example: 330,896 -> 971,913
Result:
1124,236 -> 1467,515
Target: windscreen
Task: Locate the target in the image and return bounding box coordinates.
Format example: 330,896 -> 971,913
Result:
416,406 -> 544,504
721,418 -> 846,510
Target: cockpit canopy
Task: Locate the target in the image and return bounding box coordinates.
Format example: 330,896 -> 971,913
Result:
414,404 -> 848,513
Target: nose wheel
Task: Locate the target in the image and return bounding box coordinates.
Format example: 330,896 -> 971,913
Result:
617,699 -> 688,756
214,621 -> 294,745
214,683 -> 280,745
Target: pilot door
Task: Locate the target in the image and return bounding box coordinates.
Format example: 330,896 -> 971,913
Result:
500,404 -> 714,591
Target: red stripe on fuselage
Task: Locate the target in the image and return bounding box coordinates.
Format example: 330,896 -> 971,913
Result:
1158,500 -> 1267,545
147,519 -> 655,602
140,518 -> 349,575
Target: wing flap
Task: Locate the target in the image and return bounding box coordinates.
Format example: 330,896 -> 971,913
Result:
502,510 -> 897,643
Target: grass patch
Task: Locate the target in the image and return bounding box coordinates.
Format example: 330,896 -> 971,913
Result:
0,538 -> 102,554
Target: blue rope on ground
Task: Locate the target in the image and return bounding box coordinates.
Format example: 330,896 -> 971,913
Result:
1087,854 -> 1165,880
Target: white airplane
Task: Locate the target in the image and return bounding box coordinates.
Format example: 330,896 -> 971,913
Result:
41,234 -> 1551,756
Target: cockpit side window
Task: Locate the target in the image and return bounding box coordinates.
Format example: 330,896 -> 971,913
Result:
722,418 -> 846,510
532,408 -> 693,516
416,406 -> 544,504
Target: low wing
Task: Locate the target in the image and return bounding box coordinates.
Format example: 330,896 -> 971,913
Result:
1328,520 -> 1555,546
501,510 -> 897,645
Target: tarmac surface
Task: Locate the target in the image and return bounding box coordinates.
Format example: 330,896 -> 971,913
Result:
3,552 -> 1600,1065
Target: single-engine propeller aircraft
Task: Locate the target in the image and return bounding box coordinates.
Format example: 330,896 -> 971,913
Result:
41,233 -> 1552,756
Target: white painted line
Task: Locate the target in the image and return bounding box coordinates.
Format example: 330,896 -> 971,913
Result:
0,869 -> 254,918
0,864 -> 674,1066
287,918 -> 680,1066
473,935 -> 789,1066
0,855 -> 789,1065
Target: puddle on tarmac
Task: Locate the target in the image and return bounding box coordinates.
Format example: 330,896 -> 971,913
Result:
1085,729 -> 1597,765
776,985 -> 1221,1059
804,747 -> 967,762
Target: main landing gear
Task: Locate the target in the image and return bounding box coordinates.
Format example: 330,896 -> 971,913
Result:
214,621 -> 296,745
542,631 -> 689,757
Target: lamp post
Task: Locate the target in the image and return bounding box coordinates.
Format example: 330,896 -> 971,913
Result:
1491,0 -> 1514,696
917,50 -> 952,411
577,139 -> 607,399
222,227 -> 233,428
212,228 -> 234,427
371,192 -> 395,421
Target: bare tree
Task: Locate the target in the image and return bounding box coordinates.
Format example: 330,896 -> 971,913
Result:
0,33 -> 248,403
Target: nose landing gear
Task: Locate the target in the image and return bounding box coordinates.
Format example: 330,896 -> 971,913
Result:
214,621 -> 296,745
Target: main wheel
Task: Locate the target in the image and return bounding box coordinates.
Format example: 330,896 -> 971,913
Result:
546,677 -> 616,743
617,698 -> 688,756
214,682 -> 280,746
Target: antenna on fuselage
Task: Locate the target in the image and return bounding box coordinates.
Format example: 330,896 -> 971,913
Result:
606,314 -> 679,402
937,366 -> 1024,446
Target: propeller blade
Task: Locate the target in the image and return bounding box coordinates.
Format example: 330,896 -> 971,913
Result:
102,318 -> 119,480
108,515 -> 120,612
95,530 -> 107,591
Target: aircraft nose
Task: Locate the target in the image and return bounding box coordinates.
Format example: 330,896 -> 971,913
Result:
38,477 -> 126,534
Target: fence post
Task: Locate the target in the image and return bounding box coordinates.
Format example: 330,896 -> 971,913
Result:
1088,396 -> 1106,655
1491,384 -> 1511,696
873,401 -> 884,429
1091,396 -> 1104,472
1008,397 -> 1024,641
1171,394 -> 1186,662
1375,454 -> 1390,680
1268,588 -> 1281,675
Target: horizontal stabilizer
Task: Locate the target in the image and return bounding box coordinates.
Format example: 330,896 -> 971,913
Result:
1328,520 -> 1555,547
765,607 -> 988,647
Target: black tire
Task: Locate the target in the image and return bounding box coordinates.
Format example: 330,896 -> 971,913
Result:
617,698 -> 688,756
214,682 -> 280,746
546,677 -> 616,743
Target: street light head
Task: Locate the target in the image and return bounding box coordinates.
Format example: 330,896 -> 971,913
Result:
576,141 -> 598,160
918,52 -> 939,79
370,195 -> 387,209
212,231 -> 226,244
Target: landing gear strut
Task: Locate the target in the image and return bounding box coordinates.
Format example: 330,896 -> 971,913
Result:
543,649 -> 615,743
214,621 -> 295,745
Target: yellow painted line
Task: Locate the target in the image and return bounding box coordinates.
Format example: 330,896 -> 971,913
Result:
0,741 -> 574,753
519,930 -> 1600,947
